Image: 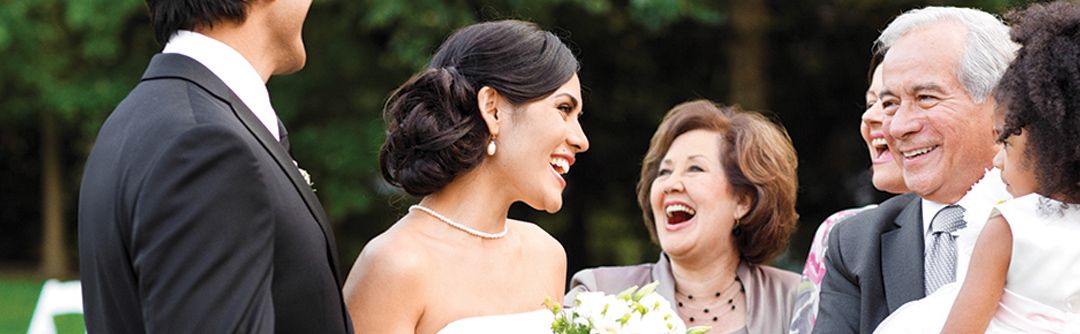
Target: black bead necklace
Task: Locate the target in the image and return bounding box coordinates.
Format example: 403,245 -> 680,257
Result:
675,276 -> 744,323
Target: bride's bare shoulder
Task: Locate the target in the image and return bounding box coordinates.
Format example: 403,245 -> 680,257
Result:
354,219 -> 432,268
508,219 -> 566,262
344,221 -> 440,298
343,220 -> 431,332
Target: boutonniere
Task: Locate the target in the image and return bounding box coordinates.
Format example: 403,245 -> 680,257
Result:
293,160 -> 316,193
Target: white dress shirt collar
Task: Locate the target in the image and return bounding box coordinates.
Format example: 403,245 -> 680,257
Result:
920,173 -> 999,235
921,198 -> 949,236
162,30 -> 279,140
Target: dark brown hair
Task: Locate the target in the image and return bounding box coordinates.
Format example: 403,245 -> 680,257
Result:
636,100 -> 799,264
145,0 -> 250,44
867,47 -> 885,86
379,20 -> 579,197
996,1 -> 1080,202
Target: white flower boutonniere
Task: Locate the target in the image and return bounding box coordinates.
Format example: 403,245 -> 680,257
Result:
293,160 -> 316,193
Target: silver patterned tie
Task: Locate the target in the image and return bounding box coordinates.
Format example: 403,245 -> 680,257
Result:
925,205 -> 966,294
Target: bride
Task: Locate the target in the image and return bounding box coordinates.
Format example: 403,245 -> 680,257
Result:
342,20 -> 588,334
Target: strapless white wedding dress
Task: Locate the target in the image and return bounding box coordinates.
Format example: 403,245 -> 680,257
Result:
436,309 -> 554,334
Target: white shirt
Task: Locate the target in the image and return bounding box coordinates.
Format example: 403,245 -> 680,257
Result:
162,30 -> 279,140
921,199 -> 949,236
919,168 -> 1011,282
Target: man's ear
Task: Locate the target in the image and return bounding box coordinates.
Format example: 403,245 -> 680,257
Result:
477,86 -> 501,137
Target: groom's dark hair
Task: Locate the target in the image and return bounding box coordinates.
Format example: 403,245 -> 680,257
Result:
145,0 -> 251,44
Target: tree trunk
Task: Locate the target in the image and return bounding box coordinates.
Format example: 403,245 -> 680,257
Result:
728,0 -> 769,111
41,110 -> 68,278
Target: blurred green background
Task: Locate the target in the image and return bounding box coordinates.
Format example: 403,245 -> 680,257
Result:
0,0 -> 1035,331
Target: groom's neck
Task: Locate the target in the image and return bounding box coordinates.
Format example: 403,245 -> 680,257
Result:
195,21 -> 276,83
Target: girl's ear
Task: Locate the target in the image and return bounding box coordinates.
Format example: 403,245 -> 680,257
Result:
477,86 -> 501,137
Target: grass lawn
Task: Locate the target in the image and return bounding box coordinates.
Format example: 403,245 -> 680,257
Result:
0,277 -> 85,333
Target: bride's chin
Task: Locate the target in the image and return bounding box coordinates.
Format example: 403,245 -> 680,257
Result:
541,198 -> 563,213
540,196 -> 563,214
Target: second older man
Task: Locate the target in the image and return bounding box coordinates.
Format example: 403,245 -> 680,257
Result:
813,7 -> 1017,333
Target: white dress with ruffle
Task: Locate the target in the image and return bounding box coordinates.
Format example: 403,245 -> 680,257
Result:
875,193 -> 1080,333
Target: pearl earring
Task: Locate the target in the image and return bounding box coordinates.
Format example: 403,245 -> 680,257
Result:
487,139 -> 497,156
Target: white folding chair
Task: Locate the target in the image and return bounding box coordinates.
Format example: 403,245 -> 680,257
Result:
27,279 -> 85,334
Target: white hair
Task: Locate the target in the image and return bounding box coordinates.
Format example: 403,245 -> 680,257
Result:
875,6 -> 1019,103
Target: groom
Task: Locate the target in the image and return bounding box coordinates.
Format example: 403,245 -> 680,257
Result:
78,0 -> 352,332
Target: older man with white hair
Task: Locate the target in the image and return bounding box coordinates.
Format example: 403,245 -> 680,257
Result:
812,6 -> 1017,334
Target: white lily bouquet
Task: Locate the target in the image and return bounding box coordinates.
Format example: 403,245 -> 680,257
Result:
547,282 -> 711,334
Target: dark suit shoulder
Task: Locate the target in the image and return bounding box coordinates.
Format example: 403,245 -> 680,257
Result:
119,76 -> 234,125
831,193 -> 919,237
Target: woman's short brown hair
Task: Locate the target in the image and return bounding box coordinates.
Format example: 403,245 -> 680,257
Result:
636,100 -> 799,265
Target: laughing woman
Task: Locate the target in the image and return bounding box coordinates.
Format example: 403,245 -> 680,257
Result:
566,100 -> 800,334
344,20 -> 588,334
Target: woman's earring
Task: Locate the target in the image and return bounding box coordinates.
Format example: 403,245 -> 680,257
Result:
487,138 -> 497,156
732,218 -> 742,236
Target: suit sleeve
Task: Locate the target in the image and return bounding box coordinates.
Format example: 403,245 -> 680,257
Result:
131,124 -> 275,332
812,221 -> 860,334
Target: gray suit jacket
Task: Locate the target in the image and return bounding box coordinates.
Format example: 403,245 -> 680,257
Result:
566,253 -> 799,333
79,54 -> 353,333
813,192 -> 922,334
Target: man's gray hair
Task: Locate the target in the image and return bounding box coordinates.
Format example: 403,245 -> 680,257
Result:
875,6 -> 1019,103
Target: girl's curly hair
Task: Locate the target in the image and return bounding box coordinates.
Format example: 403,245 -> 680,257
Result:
996,1 -> 1080,202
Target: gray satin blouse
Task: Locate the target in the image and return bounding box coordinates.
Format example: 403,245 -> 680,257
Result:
566,253 -> 799,334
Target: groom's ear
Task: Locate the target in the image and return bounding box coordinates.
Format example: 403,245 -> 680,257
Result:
477,86 -> 501,137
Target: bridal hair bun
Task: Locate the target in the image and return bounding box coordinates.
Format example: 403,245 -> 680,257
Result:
996,1 -> 1080,202
379,20 -> 579,196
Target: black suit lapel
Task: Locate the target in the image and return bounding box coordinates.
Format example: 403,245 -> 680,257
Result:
881,196 -> 926,312
140,54 -> 344,285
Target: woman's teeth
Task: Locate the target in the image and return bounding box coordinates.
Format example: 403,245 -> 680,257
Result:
665,204 -> 696,216
664,204 -> 696,225
550,157 -> 570,175
871,138 -> 888,148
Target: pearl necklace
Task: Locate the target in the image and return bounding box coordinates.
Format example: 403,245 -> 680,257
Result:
409,205 -> 508,239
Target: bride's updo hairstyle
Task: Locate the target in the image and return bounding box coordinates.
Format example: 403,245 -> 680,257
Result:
379,20 -> 579,197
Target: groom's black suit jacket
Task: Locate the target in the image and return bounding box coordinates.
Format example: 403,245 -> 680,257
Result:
813,192 -> 923,334
78,54 -> 353,333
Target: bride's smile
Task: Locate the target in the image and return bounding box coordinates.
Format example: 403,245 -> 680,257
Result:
345,20 -> 585,334
489,73 -> 588,213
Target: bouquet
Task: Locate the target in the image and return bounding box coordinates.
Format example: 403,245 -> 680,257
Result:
547,282 -> 711,334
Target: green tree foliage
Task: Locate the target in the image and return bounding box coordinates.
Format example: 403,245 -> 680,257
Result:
0,0 -> 152,131
0,0 -> 153,277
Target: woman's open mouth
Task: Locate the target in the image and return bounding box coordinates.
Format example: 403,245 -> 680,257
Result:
549,155 -> 574,188
870,137 -> 892,164
664,202 -> 697,225
550,156 -> 570,175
